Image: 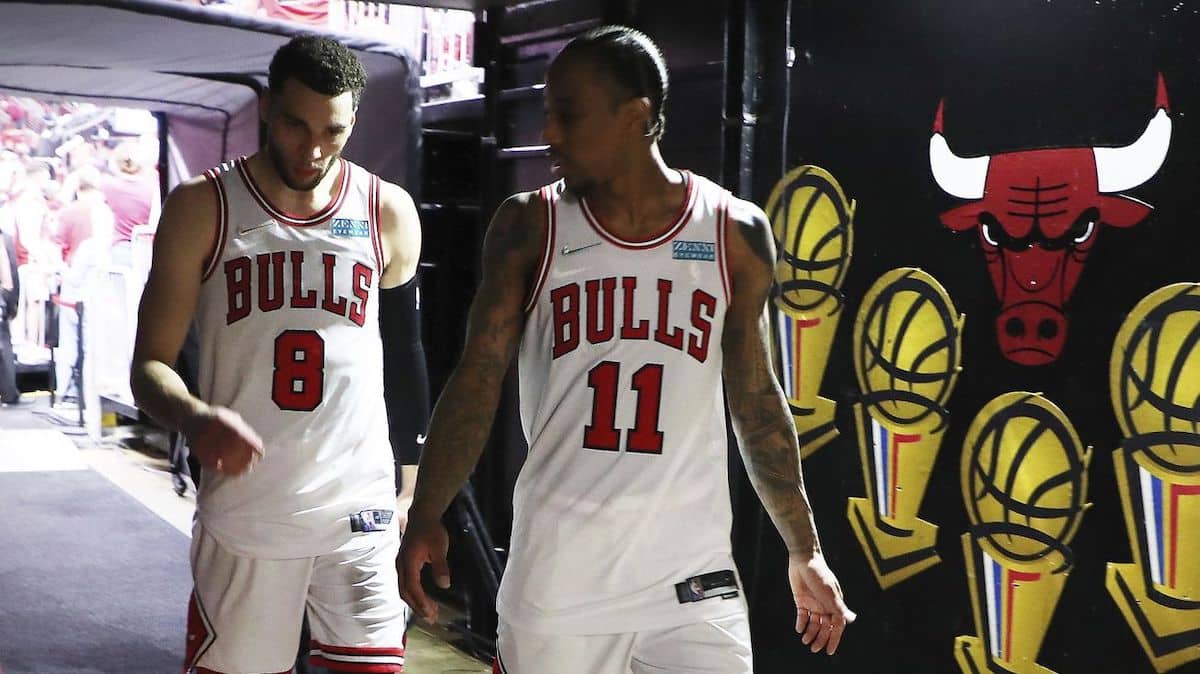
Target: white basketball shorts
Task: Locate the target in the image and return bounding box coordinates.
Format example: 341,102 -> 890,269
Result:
184,521 -> 409,673
494,612 -> 753,674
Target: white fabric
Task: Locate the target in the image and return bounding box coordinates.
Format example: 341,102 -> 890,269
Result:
502,173 -> 741,634
193,157 -> 395,559
187,521 -> 407,673
496,609 -> 752,674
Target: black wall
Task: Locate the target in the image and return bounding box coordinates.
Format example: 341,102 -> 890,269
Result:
741,2 -> 1200,672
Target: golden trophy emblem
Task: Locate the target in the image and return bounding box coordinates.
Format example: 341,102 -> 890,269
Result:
765,165 -> 854,458
955,392 -> 1091,674
847,267 -> 963,588
1107,283 -> 1200,673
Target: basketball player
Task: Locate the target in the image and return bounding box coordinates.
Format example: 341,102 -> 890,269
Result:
130,36 -> 421,674
399,26 -> 854,672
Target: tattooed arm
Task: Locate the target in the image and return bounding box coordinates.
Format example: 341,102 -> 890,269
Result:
398,191 -> 543,622
722,198 -> 855,655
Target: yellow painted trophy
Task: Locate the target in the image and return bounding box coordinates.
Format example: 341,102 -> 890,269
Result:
847,268 -> 963,588
955,392 -> 1091,674
765,165 -> 854,458
1107,283 -> 1200,673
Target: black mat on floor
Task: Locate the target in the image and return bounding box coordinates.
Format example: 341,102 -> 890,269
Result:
0,470 -> 189,673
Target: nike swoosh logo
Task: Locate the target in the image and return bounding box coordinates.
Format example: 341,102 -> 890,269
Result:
240,219 -> 276,235
561,242 -> 600,255
416,434 -> 427,444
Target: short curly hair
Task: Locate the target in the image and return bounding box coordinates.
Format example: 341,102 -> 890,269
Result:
268,35 -> 368,108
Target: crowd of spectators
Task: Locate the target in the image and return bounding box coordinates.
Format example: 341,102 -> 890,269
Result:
0,96 -> 159,411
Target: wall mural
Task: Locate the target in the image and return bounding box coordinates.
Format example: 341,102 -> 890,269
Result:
846,268 -> 963,588
739,5 -> 1200,672
1107,283 -> 1200,672
929,76 -> 1172,366
767,165 -> 855,458
954,392 -> 1091,674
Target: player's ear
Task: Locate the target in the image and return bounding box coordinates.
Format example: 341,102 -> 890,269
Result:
624,96 -> 653,138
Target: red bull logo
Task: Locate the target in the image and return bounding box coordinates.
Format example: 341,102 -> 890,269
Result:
930,75 -> 1172,366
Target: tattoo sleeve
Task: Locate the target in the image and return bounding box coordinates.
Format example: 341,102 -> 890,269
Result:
409,195 -> 540,521
722,206 -> 822,558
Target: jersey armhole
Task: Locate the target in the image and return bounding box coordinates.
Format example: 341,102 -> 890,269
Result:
200,169 -> 228,282
368,174 -> 386,275
523,186 -> 557,313
715,191 -> 732,305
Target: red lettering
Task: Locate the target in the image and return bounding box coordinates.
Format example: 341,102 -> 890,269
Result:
348,263 -> 372,326
224,256 -> 251,324
620,276 -> 650,339
654,279 -> 684,350
290,250 -> 317,308
551,284 -> 580,358
688,290 -> 717,363
256,252 -> 285,312
585,277 -> 617,345
321,253 -> 348,317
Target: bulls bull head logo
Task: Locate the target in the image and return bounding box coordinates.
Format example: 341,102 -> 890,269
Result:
930,75 -> 1172,366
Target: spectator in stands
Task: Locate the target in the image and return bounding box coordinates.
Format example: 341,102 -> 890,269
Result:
53,183 -> 112,407
55,166 -> 114,263
100,140 -> 158,267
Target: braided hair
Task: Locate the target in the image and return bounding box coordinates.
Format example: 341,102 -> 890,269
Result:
556,26 -> 669,141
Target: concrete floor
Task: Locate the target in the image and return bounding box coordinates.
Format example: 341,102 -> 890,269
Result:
0,396 -> 491,673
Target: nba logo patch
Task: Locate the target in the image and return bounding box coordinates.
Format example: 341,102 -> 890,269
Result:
672,240 -> 715,261
350,509 -> 394,532
331,218 -> 370,238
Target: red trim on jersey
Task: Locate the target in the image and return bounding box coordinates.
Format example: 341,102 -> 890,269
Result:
368,174 -> 385,273
523,185 -> 557,313
310,640 -> 404,672
579,170 -> 695,250
200,169 -> 229,282
235,156 -> 350,226
183,590 -> 215,673
715,192 -> 732,303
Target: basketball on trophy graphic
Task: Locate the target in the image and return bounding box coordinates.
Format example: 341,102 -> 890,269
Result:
1110,283 -> 1200,471
765,165 -> 854,317
854,268 -> 962,433
961,393 -> 1090,566
1106,284 -> 1200,673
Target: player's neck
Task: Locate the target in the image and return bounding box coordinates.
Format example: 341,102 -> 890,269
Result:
584,147 -> 686,238
245,153 -> 341,217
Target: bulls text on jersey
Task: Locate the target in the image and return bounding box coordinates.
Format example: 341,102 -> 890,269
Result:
548,275 -> 717,363
223,250 -> 372,327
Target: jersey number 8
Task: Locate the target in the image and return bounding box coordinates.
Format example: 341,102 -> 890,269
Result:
272,329 -> 325,411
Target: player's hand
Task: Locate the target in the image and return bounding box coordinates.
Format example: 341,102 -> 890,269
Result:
397,513 -> 451,623
789,552 -> 855,655
182,406 -> 264,476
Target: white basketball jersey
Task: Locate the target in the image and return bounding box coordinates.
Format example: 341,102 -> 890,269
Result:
499,172 -> 745,634
193,157 -> 395,559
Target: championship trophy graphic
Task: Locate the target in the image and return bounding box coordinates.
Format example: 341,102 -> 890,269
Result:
765,165 -> 854,458
848,267 -> 962,588
955,392 -> 1091,674
1107,283 -> 1200,673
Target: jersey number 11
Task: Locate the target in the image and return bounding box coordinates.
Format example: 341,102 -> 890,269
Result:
583,360 -> 665,454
